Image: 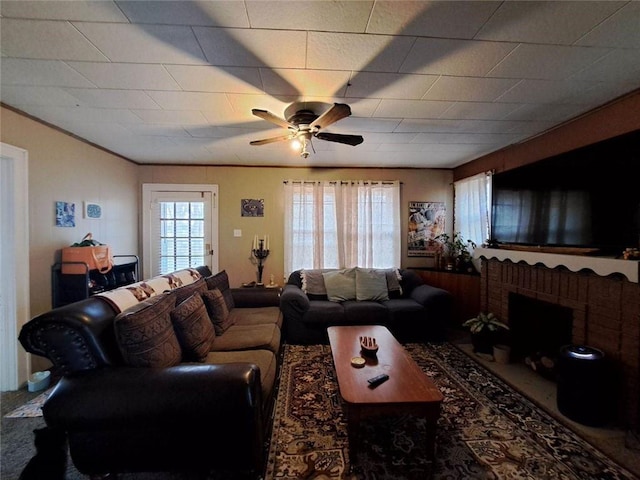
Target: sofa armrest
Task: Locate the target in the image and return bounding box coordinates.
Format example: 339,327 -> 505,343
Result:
411,284 -> 453,341
230,287 -> 280,307
44,364 -> 262,429
279,284 -> 310,319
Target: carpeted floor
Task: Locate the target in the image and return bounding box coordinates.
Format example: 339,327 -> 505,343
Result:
2,342 -> 639,479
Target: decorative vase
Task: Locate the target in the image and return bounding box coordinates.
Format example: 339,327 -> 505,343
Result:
471,330 -> 495,354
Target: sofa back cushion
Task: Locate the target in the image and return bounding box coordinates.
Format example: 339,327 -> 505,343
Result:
205,270 -> 235,310
323,268 -> 357,302
355,268 -> 389,301
114,293 -> 181,368
173,277 -> 208,304
202,288 -> 234,335
170,294 -> 216,362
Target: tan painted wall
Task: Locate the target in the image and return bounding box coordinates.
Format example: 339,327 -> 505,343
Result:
139,165 -> 453,288
1,106 -> 139,372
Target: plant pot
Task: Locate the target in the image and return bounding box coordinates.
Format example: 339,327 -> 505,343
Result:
493,344 -> 511,364
471,331 -> 495,354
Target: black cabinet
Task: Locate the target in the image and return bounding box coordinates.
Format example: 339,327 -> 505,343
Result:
52,255 -> 139,308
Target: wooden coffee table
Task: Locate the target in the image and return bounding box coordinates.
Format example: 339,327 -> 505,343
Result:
327,325 -> 443,466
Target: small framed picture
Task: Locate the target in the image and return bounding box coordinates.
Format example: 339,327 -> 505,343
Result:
55,201 -> 75,227
241,199 -> 264,217
84,202 -> 102,219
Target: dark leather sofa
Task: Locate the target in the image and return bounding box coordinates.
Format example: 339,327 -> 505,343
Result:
19,266 -> 282,479
280,268 -> 452,344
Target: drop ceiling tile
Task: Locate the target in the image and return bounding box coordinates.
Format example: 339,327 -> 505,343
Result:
495,79 -> 592,104
0,19 -> 109,61
376,143 -> 425,152
260,69 -> 350,97
412,132 -> 519,145
423,76 -> 519,102
0,58 -> 95,87
124,124 -> 191,137
368,1 -> 500,39
345,72 -> 438,100
63,88 -> 159,109
193,27 -> 306,68
487,44 -> 612,80
24,106 -> 144,124
67,62 -> 181,90
0,0 -> 129,22
73,22 -> 207,64
131,109 -> 209,125
504,103 -> 586,122
476,1 -> 624,45
246,1 -> 372,32
570,49 -> 640,83
330,117 -> 401,133
362,132 -> 418,144
116,0 -> 250,27
400,37 -> 517,76
307,32 -> 415,72
440,101 -> 520,120
396,118 -> 524,134
375,99 -> 454,118
165,65 -> 264,94
0,86 -> 82,107
146,91 -> 233,113
576,2 -> 640,48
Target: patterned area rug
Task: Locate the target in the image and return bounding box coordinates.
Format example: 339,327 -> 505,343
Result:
3,388 -> 53,418
266,343 -> 638,480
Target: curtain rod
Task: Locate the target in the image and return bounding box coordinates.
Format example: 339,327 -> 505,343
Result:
282,180 -> 402,185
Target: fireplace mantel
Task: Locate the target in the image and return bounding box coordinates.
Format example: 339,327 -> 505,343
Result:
473,247 -> 639,283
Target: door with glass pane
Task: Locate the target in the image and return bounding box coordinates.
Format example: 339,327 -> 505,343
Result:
144,187 -> 217,278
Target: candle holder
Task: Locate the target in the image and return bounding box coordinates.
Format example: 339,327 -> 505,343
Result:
251,238 -> 270,285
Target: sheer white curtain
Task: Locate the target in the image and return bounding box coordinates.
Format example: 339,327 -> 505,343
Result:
284,180 -> 400,276
454,172 -> 492,248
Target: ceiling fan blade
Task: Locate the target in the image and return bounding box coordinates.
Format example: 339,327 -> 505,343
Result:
309,103 -> 352,130
315,132 -> 364,146
251,109 -> 294,129
250,134 -> 294,146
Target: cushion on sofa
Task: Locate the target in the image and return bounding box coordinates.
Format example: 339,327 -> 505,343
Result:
301,269 -> 329,295
114,293 -> 181,368
384,269 -> 403,298
205,270 -> 235,310
173,277 -> 208,304
202,288 -> 234,335
170,294 -> 216,362
355,268 -> 389,301
230,306 -> 283,328
205,349 -> 277,401
323,268 -> 357,302
209,324 -> 280,353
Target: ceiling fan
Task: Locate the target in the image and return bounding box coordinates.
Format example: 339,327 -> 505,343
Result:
249,103 -> 364,158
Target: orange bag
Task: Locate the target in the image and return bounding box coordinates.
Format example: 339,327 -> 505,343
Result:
61,233 -> 113,274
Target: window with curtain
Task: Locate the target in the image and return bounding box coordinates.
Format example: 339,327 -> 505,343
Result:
454,172 -> 492,248
283,180 -> 401,276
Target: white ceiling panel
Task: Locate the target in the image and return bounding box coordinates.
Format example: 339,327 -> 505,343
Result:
116,0 -> 250,27
475,1 -> 625,45
400,38 -> 517,76
194,27 -> 307,68
368,1 -> 500,38
73,22 -> 207,64
1,1 -> 638,168
246,1 -> 372,33
0,59 -> 95,87
0,19 -> 109,61
67,62 -> 182,90
0,1 -> 129,22
307,32 -> 415,72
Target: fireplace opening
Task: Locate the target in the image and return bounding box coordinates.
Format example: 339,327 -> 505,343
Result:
508,293 -> 573,367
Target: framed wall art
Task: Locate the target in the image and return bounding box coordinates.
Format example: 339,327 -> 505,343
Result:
55,201 -> 75,227
241,199 -> 264,217
407,201 -> 445,256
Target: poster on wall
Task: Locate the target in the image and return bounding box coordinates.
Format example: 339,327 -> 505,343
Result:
408,201 -> 445,256
55,201 -> 75,227
241,199 -> 264,217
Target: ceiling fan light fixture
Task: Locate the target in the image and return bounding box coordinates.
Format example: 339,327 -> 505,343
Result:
291,138 -> 301,150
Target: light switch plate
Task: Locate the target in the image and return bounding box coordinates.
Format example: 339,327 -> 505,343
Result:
233,229 -> 242,237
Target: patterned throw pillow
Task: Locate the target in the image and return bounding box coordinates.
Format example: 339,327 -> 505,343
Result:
322,268 -> 357,302
173,277 -> 208,304
205,270 -> 235,310
170,294 -> 216,362
114,293 -> 181,368
202,288 -> 234,335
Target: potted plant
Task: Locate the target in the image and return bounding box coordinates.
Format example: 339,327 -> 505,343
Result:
434,232 -> 476,272
463,312 -> 509,354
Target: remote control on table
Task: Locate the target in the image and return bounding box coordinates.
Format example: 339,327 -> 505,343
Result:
367,373 -> 389,387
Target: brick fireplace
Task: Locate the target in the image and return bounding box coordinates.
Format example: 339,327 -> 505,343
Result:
474,248 -> 640,430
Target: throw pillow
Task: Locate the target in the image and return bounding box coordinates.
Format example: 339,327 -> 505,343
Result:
356,268 -> 389,301
300,269 -> 329,295
114,293 -> 181,368
323,268 -> 357,302
383,268 -> 403,298
202,288 -> 234,335
173,277 -> 208,304
205,270 -> 235,310
170,294 -> 216,362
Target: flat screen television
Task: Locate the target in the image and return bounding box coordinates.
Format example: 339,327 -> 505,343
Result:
491,129 -> 640,256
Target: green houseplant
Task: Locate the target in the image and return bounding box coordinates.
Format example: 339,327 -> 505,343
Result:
463,312 -> 509,354
434,232 -> 476,271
